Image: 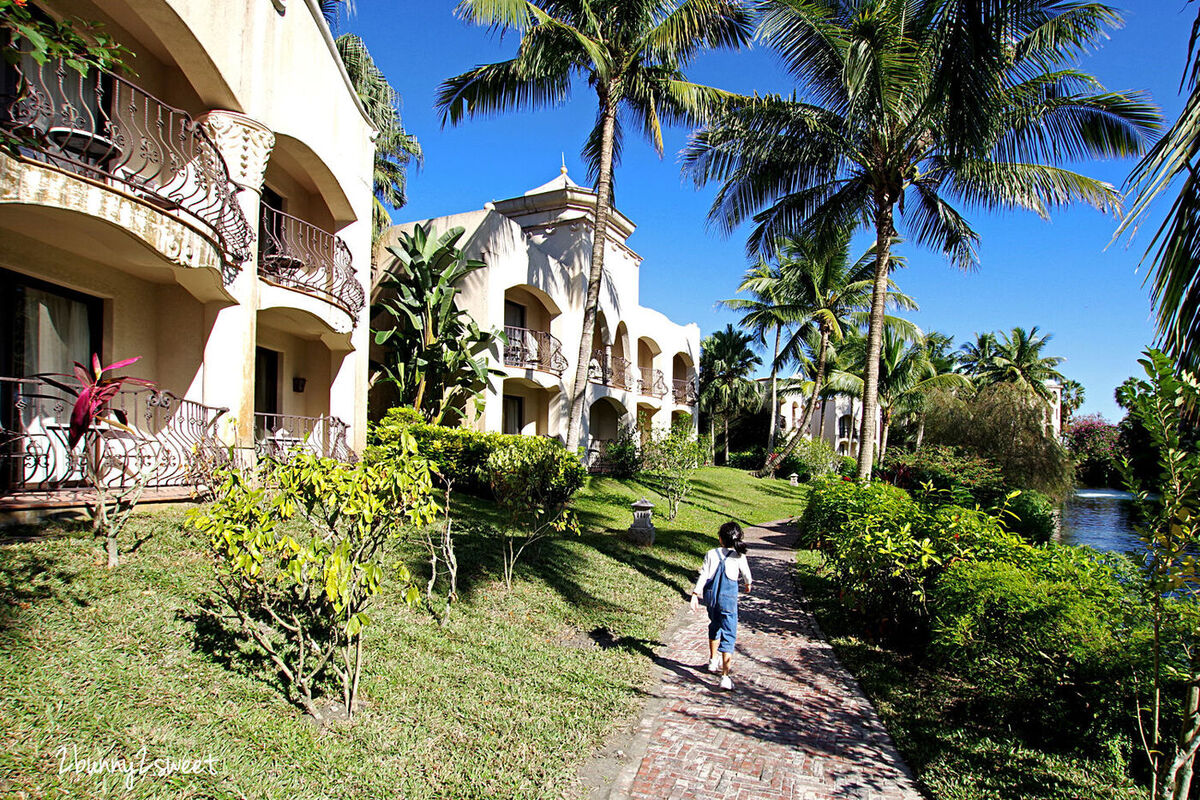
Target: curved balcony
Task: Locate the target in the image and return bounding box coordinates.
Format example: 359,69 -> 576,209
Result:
0,376 -> 228,505
589,349 -> 633,390
673,378 -> 698,406
638,367 -> 669,399
255,412 -> 355,462
259,205 -> 365,319
504,326 -> 567,376
2,57 -> 252,271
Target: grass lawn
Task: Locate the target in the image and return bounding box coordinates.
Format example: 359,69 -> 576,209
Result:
0,467 -> 806,800
793,550 -> 1142,800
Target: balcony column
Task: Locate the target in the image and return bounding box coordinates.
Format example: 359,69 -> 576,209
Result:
196,110 -> 275,450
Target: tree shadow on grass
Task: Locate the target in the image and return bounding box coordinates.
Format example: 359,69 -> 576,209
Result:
0,547 -> 88,638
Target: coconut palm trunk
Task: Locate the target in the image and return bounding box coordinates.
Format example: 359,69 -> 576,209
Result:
758,323 -> 830,477
566,91 -> 619,449
856,202 -> 894,481
766,324 -> 781,454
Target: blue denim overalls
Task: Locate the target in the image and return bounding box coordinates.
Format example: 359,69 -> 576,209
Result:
703,549 -> 739,653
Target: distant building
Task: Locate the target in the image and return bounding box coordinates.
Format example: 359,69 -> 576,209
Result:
1,0 -> 374,513
379,167 -> 700,454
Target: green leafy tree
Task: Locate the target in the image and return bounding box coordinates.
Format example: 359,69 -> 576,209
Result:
721,258 -> 793,457
685,0 -> 1157,481
1117,350 -> 1200,800
640,419 -> 705,520
438,0 -> 754,449
481,437 -> 585,590
372,224 -> 505,424
698,325 -> 761,463
191,443 -> 438,720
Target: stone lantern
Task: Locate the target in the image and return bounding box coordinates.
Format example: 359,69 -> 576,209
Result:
789,473 -> 799,486
628,498 -> 655,545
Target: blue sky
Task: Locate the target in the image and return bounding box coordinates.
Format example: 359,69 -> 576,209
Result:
343,1 -> 1192,422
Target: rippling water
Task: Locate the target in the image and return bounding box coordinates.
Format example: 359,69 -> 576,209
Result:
1058,489 -> 1140,553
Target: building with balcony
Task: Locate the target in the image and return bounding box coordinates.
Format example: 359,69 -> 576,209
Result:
0,0 -> 374,511
377,167 -> 701,457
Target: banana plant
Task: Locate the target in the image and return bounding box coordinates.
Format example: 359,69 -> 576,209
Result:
372,223 -> 505,425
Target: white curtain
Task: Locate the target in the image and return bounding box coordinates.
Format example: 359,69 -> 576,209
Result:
20,287 -> 91,428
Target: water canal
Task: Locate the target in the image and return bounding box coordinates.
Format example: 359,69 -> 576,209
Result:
1058,489 -> 1140,553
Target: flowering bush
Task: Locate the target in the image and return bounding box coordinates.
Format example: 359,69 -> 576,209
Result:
1064,414 -> 1123,487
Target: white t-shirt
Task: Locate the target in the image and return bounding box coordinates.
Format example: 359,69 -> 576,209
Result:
692,547 -> 753,597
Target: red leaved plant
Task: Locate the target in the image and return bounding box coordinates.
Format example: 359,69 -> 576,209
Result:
39,354 -> 155,448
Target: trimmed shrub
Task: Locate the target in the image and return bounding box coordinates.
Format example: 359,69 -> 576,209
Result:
790,438 -> 839,481
602,423 -> 642,479
1004,489 -> 1058,544
368,407 -> 584,503
800,478 -> 1035,640
928,551 -> 1142,752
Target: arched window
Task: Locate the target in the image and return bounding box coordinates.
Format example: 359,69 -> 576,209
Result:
837,414 -> 853,440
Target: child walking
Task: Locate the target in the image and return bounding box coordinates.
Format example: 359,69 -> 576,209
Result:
689,520 -> 753,690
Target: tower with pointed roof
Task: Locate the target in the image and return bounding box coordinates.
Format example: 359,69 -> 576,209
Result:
378,166 -> 700,462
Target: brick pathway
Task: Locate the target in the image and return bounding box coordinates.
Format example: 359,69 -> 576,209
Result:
600,521 -> 922,800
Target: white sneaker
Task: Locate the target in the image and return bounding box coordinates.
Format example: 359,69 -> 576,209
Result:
707,657 -> 722,673
719,674 -> 733,690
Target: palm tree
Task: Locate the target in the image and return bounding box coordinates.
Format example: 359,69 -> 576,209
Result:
760,235 -> 916,476
720,258 -> 796,457
335,34 -> 422,242
974,326 -> 1065,402
958,332 -> 999,377
318,5 -> 422,244
438,0 -> 753,449
1060,378 -> 1085,423
684,0 -> 1157,481
698,325 -> 761,463
1119,3 -> 1200,374
831,329 -> 972,464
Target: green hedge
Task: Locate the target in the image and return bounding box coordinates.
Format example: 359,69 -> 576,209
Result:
800,476 -> 1148,756
367,407 -> 584,503
928,552 -> 1142,753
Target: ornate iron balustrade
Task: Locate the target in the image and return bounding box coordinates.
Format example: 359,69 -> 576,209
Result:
1,57 -> 253,270
589,349 -> 632,390
0,376 -> 228,498
259,204 -> 365,319
254,413 -> 355,462
638,366 -> 669,399
673,377 -> 698,405
503,326 -> 568,376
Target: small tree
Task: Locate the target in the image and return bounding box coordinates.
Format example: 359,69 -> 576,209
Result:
641,422 -> 704,521
191,441 -> 438,720
39,355 -> 156,568
481,437 -> 585,590
1117,349 -> 1200,800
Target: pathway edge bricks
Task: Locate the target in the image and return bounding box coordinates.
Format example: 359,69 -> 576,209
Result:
589,521 -> 923,800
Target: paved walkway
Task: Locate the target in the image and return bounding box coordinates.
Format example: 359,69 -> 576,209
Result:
597,522 -> 922,800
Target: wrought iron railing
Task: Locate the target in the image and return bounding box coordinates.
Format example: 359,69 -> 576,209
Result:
589,349 -> 632,390
638,366 -> 669,399
503,326 -> 568,376
1,57 -> 252,270
259,204 -> 365,318
673,377 -> 698,405
0,377 -> 228,497
254,413 -> 355,462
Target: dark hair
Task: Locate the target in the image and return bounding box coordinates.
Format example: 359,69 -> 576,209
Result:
717,520 -> 747,556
